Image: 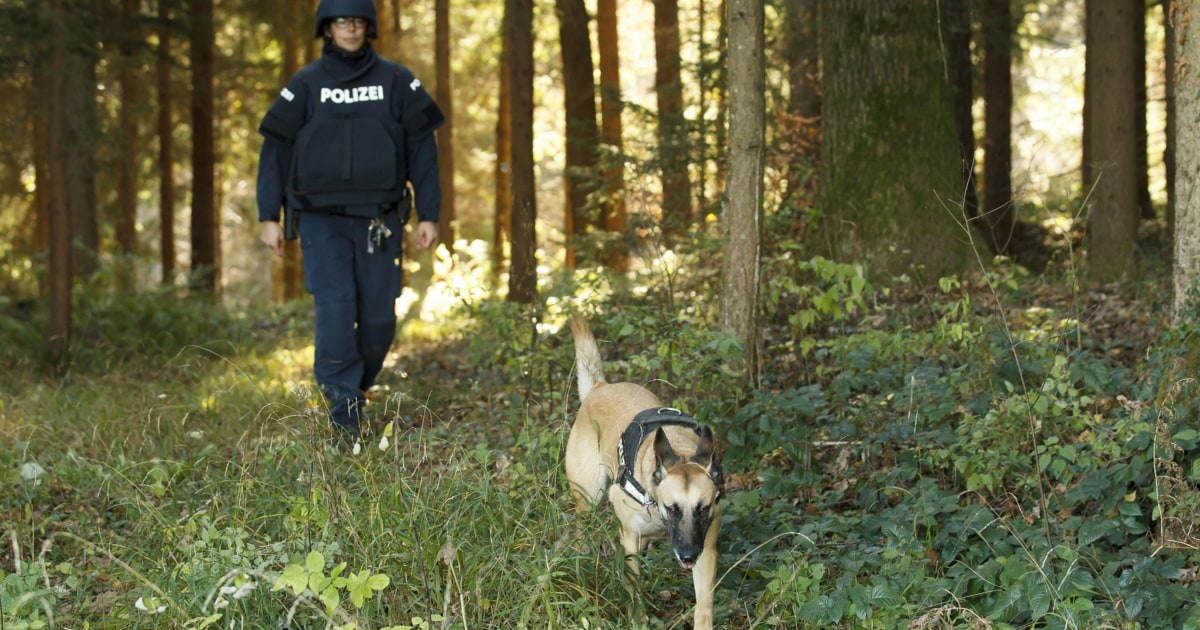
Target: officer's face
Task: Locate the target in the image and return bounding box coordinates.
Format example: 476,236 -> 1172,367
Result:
326,17 -> 367,53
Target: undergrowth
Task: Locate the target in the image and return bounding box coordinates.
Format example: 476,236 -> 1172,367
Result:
1,247 -> 1199,629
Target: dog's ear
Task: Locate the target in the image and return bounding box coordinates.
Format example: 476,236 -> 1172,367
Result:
653,429 -> 680,484
692,426 -> 726,499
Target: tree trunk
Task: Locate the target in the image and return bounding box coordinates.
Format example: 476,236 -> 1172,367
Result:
48,0 -> 73,369
817,0 -> 967,282
507,0 -> 537,304
190,0 -> 219,296
943,0 -> 981,245
270,0 -> 304,302
117,0 -> 141,290
494,26 -> 513,284
722,0 -> 764,386
782,0 -> 820,207
435,0 -> 456,250
157,0 -> 177,286
1173,0 -> 1200,319
1084,0 -> 1140,283
1134,0 -> 1153,220
1166,0 -> 1177,247
784,0 -> 820,119
377,0 -> 402,58
66,0 -> 99,279
981,0 -> 1015,254
654,0 -> 691,245
557,0 -> 599,267
597,0 -> 628,271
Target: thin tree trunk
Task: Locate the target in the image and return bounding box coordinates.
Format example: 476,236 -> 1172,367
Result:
157,0 -> 176,286
494,22 -> 513,284
507,0 -> 537,304
654,0 -> 691,245
117,0 -> 141,290
597,0 -> 628,271
436,0 -> 456,250
48,0 -> 73,369
557,0 -> 599,267
66,0 -> 99,278
981,0 -> 1015,253
723,0 -> 764,386
271,2 -> 304,301
1166,0 -> 1177,247
190,0 -> 218,295
1135,0 -> 1152,220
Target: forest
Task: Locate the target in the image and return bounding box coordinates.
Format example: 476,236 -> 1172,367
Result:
2,0 -> 1200,627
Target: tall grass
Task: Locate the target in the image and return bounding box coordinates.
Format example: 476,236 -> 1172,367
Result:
3,246 -> 1200,628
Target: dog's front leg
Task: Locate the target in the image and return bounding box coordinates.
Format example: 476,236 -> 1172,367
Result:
619,527 -> 643,574
691,519 -> 719,630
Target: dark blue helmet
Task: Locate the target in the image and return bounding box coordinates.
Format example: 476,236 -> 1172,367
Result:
314,0 -> 377,39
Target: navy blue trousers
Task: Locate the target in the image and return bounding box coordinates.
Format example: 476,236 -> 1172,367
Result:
299,211 -> 404,434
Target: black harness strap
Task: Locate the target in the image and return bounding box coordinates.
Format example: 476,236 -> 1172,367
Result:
617,407 -> 700,508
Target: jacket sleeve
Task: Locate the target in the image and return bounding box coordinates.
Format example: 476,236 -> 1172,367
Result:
256,73 -> 308,222
406,133 -> 441,223
393,68 -> 445,223
256,139 -> 286,222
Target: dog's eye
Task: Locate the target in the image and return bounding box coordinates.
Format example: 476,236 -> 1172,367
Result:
665,504 -> 682,518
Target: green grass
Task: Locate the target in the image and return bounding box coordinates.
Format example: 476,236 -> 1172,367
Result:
2,255 -> 1200,629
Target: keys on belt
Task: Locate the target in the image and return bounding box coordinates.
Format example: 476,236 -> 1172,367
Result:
367,217 -> 392,254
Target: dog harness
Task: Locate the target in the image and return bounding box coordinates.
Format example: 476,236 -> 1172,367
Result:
616,407 -> 701,508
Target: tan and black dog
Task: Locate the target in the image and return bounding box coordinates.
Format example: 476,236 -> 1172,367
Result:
564,315 -> 724,630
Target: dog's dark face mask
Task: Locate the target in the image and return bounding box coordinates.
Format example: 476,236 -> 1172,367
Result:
652,427 -> 724,569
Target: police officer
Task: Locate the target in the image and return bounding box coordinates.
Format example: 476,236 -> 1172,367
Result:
256,0 -> 444,451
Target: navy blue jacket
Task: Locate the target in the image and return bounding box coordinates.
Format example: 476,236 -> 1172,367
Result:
256,44 -> 443,223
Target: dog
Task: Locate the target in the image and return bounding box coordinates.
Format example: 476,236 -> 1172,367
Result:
564,315 -> 724,630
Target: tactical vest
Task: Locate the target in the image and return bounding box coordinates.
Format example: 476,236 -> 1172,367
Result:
285,59 -> 410,216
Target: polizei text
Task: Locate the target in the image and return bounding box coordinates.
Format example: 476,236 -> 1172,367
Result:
320,85 -> 386,104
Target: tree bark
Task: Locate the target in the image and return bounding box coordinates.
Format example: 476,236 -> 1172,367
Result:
1166,0 -> 1177,247
66,0 -> 99,279
654,0 -> 691,245
157,0 -> 177,286
981,0 -> 1015,254
723,0 -> 764,385
557,0 -> 599,267
1084,0 -> 1141,283
190,0 -> 218,296
507,0 -> 537,304
117,0 -> 141,291
817,0 -> 967,282
494,25 -> 513,284
1173,0 -> 1200,319
597,0 -> 628,271
436,0 -> 456,250
48,0 -> 73,369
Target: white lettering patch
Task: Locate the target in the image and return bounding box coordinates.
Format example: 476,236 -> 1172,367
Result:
409,78 -> 421,91
281,87 -> 295,102
319,85 -> 386,104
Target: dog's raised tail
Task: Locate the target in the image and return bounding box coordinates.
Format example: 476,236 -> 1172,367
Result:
570,314 -> 606,401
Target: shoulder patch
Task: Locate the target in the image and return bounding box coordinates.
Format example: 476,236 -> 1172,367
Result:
409,78 -> 421,91
281,87 -> 295,102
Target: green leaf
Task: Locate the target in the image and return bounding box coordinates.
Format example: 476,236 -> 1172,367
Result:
1077,518 -> 1113,546
274,564 -> 309,596
319,584 -> 340,613
305,551 -> 325,573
